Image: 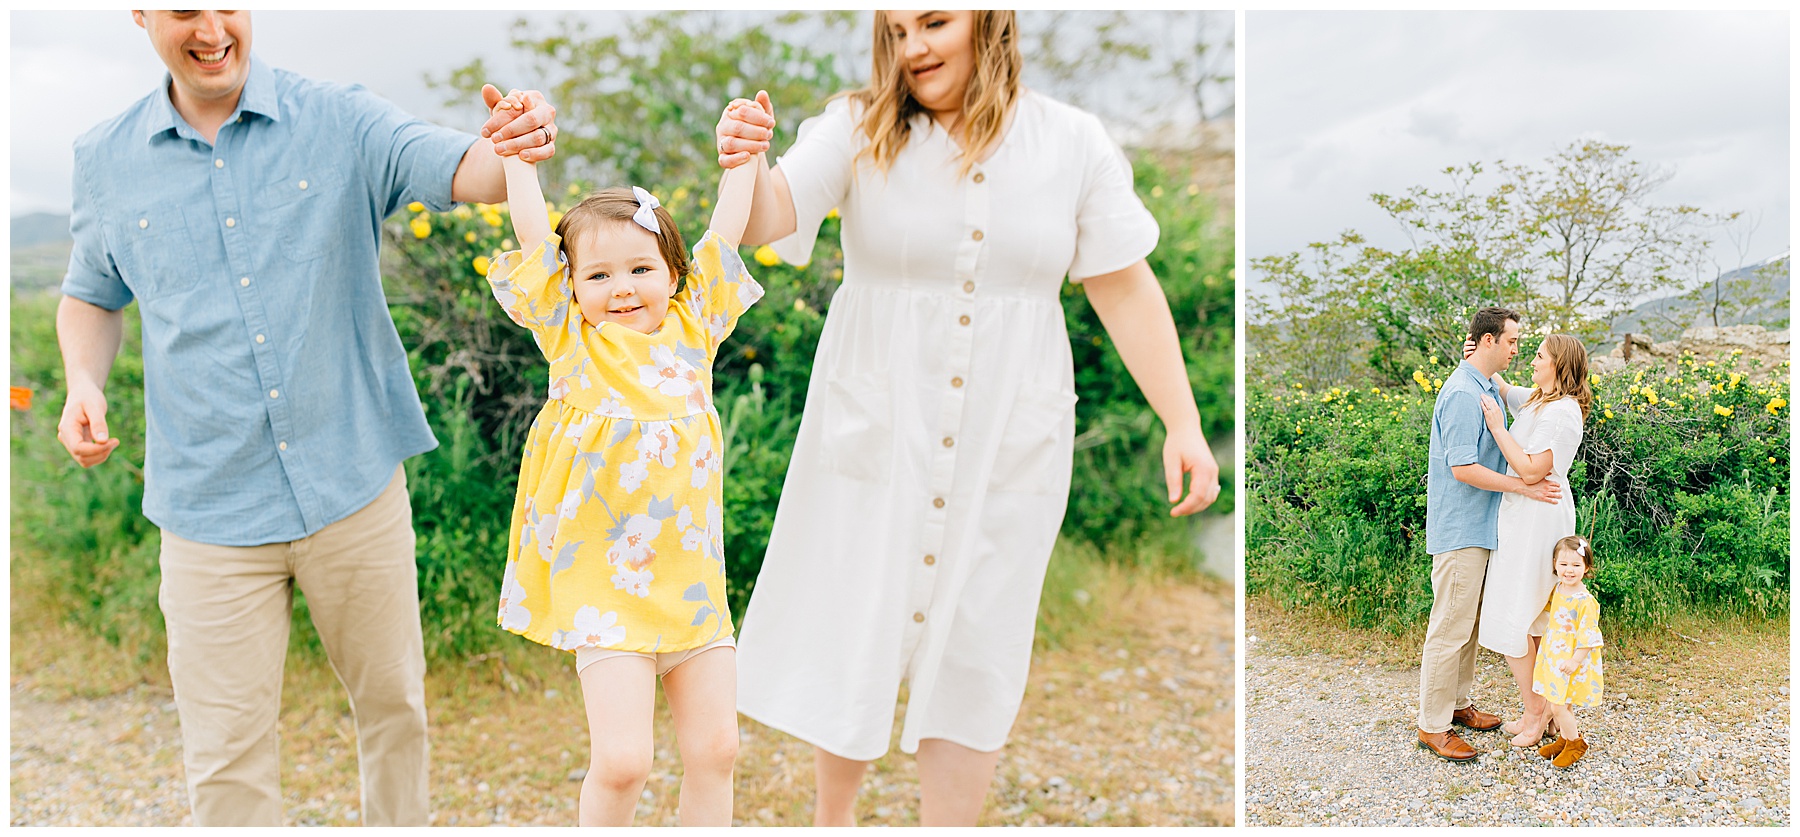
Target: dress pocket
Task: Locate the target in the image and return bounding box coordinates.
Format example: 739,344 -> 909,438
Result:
112,205 -> 200,300
990,382 -> 1078,494
821,371 -> 892,483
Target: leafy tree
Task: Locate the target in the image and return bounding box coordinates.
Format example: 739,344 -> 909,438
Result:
1252,141 -> 1737,385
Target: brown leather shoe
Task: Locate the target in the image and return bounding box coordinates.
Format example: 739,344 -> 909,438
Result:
1538,737 -> 1567,759
1452,705 -> 1503,731
1552,736 -> 1588,768
1418,729 -> 1478,761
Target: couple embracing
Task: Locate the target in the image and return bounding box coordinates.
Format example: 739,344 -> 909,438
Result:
1417,306 -> 1604,764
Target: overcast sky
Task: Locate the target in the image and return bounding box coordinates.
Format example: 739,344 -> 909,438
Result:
1246,10 -> 1789,296
10,10 -> 1228,218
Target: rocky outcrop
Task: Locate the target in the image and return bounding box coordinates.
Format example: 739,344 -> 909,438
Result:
1589,325 -> 1789,380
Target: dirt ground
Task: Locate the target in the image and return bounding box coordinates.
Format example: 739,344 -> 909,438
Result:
11,574 -> 1233,826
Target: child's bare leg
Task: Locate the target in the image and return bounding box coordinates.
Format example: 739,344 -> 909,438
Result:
1547,700 -> 1579,741
813,747 -> 870,826
577,656 -> 657,826
661,646 -> 739,826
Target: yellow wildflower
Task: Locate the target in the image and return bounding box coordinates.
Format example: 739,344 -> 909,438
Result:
1604,408 -> 1613,419
472,255 -> 490,275
826,207 -> 840,220
409,217 -> 430,239
482,210 -> 504,228
1713,405 -> 1733,418
673,187 -> 690,203
567,184 -> 582,197
1767,397 -> 1787,415
407,201 -> 425,213
464,231 -> 478,243
1186,184 -> 1200,196
1644,388 -> 1659,406
1770,457 -> 1778,464
754,245 -> 781,267
453,205 -> 473,220
793,299 -> 808,312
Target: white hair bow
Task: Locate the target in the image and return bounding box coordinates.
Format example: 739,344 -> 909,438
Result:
630,186 -> 662,235
1576,539 -> 1588,557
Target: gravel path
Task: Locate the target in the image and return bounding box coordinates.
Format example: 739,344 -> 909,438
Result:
1244,630 -> 1791,826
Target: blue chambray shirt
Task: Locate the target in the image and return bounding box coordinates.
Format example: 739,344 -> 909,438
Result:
61,58 -> 475,546
1425,360 -> 1507,555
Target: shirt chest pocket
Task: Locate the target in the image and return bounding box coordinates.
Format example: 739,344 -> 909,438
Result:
111,206 -> 201,300
258,164 -> 341,263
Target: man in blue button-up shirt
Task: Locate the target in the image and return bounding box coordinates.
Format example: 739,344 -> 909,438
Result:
54,11 -> 560,825
1415,306 -> 1562,762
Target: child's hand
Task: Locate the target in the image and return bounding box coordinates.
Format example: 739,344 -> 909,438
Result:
716,90 -> 775,169
480,83 -> 559,163
1557,658 -> 1579,675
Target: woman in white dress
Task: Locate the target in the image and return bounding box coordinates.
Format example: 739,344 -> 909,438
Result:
1473,333 -> 1590,747
712,10 -> 1220,826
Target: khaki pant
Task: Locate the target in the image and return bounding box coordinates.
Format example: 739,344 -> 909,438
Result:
159,466 -> 428,826
1417,546 -> 1490,733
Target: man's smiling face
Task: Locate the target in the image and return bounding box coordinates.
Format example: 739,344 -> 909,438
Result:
134,11 -> 253,114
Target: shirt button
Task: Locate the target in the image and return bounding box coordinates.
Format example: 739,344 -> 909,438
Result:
268,389 -> 279,399
278,442 -> 288,451
971,229 -> 984,241
240,277 -> 250,287
214,159 -> 224,169
962,281 -> 975,293
913,612 -> 925,623
923,554 -> 936,566
973,172 -> 985,183
942,437 -> 954,448
932,497 -> 945,509
298,180 -> 308,190
138,218 -> 149,229
255,334 -> 265,344
958,314 -> 971,326
225,217 -> 236,228
951,377 -> 964,388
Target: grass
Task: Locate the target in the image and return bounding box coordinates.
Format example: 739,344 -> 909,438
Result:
1247,593 -> 1791,726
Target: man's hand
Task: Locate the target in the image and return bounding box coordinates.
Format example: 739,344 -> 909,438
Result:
1519,478 -> 1562,505
56,385 -> 119,468
717,90 -> 775,169
480,86 -> 557,163
1165,426 -> 1220,516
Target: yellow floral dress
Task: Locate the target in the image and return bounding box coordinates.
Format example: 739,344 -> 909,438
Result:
484,230 -> 762,653
1532,585 -> 1604,707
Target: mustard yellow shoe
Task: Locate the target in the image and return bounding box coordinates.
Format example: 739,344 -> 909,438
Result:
1537,737 -> 1566,759
1551,736 -> 1588,768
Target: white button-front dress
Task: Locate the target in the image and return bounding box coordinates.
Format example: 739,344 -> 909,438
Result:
735,91 -> 1159,760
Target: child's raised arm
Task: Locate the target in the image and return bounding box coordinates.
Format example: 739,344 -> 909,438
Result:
708,94 -> 773,248
483,84 -> 552,249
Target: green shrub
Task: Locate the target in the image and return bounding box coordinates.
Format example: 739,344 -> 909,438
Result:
1247,353 -> 1790,631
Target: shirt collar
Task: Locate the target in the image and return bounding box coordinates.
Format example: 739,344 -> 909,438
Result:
1455,359 -> 1498,394
144,55 -> 280,144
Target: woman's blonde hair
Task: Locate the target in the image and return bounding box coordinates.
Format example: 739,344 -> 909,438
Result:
847,10 -> 1021,178
1525,333 -> 1593,420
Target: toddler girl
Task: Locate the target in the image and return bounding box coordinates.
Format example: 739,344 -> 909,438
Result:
1532,535 -> 1604,768
481,85 -> 768,825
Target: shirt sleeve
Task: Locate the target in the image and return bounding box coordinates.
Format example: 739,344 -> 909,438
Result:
769,99 -> 857,267
486,234 -> 574,360
1524,398 -> 1583,468
681,231 -> 766,353
1438,390 -> 1486,467
60,148 -> 133,310
340,84 -> 476,218
1067,112 -> 1159,282
1504,384 -> 1533,414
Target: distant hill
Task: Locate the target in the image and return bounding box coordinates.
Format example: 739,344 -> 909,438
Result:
1611,254 -> 1790,341
12,213 -> 71,248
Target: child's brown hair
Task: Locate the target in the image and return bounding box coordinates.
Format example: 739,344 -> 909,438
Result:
1552,535 -> 1595,578
554,187 -> 691,282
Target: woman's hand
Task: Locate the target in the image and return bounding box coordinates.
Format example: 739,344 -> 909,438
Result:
717,91 -> 775,169
1164,425 -> 1219,517
1479,394 -> 1506,434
